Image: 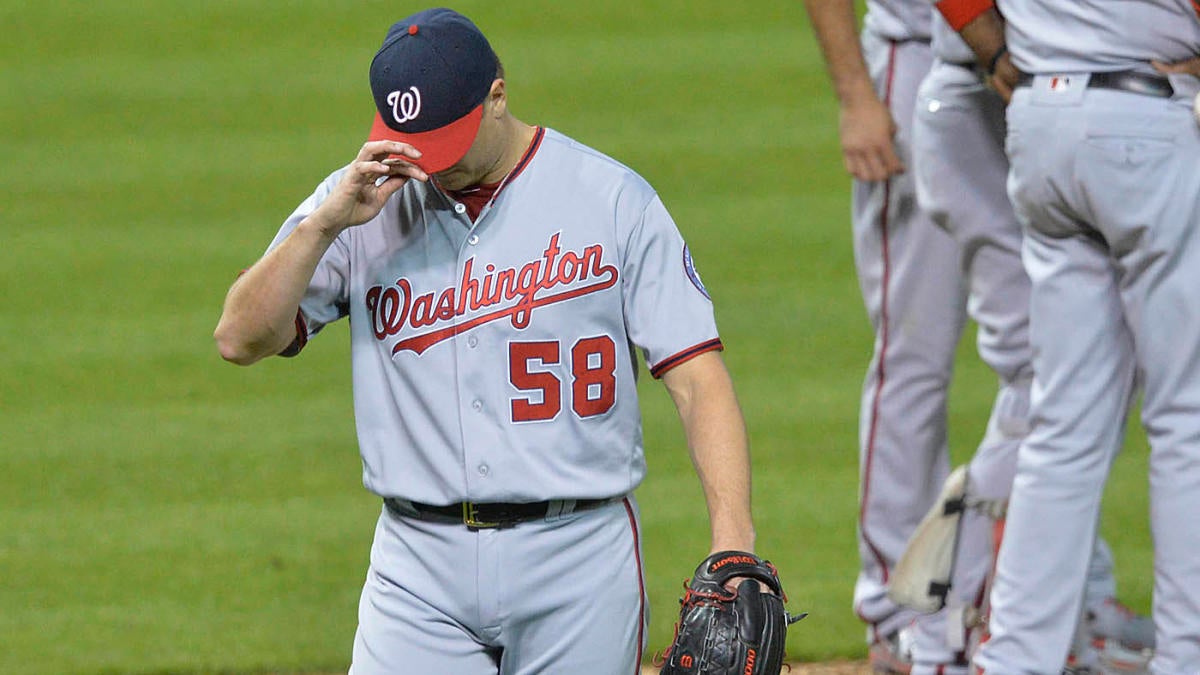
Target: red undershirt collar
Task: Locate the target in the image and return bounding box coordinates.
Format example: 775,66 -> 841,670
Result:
444,126 -> 545,222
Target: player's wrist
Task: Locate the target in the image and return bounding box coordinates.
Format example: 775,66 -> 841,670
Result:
710,528 -> 756,555
297,212 -> 349,243
985,44 -> 1008,76
838,83 -> 884,110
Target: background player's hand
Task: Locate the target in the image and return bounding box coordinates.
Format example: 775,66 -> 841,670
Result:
308,141 -> 428,236
1152,56 -> 1200,77
838,96 -> 905,181
988,50 -> 1020,103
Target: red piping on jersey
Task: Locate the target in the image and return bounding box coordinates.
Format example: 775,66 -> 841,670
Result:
279,311 -> 308,357
622,497 -> 646,673
935,0 -> 995,31
445,127 -> 546,221
649,339 -> 724,379
1193,0 -> 1200,18
858,40 -> 898,592
508,126 -> 545,183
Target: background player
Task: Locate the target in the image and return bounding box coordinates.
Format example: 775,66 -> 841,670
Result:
896,0 -> 1154,670
805,0 -> 969,670
949,2 -> 1200,672
213,8 -> 760,673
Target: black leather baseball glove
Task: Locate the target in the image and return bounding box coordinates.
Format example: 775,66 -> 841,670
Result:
658,551 -> 804,675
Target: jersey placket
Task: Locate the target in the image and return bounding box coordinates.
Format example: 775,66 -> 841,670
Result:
449,195 -> 498,501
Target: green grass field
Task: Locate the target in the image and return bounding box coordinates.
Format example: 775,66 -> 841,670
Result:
0,1 -> 1153,673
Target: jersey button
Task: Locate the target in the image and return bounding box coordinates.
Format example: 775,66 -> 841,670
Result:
467,335 -> 478,348
454,202 -> 467,215
471,399 -> 483,411
467,234 -> 480,245
477,464 -> 489,476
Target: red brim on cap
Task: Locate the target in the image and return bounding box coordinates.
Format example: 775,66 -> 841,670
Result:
368,104 -> 484,174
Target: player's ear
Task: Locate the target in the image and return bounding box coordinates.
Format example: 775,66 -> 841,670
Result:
486,78 -> 507,117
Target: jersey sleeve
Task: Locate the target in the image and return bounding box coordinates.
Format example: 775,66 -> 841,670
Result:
264,168 -> 353,347
620,193 -> 723,378
934,0 -> 994,31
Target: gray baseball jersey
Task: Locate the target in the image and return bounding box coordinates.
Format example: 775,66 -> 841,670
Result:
1002,0 -> 1200,74
268,126 -> 721,505
268,126 -> 721,674
976,2 -> 1200,673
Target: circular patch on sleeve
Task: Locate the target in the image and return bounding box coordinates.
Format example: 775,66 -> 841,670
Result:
682,244 -> 710,299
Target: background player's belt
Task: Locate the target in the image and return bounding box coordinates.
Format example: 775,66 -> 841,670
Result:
383,496 -> 616,528
1015,70 -> 1174,99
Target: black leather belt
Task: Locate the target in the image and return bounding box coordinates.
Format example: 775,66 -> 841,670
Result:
1015,70 -> 1174,99
384,496 -> 615,528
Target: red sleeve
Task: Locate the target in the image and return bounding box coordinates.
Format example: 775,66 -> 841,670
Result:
935,0 -> 995,31
649,339 -> 723,379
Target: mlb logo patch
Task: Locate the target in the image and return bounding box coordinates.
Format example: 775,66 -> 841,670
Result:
682,244 -> 710,299
1028,73 -> 1088,105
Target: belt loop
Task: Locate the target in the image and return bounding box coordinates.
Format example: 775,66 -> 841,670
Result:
545,499 -> 574,522
384,497 -> 420,518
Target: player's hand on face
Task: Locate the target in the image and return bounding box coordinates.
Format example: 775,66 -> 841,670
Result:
310,141 -> 429,236
838,96 -> 905,182
1152,56 -> 1200,77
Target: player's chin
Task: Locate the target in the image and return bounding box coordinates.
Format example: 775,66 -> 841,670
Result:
433,167 -> 470,190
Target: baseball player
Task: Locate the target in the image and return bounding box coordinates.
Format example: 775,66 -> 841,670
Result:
942,2 -> 1200,673
212,8 -> 760,674
891,0 -> 1155,670
805,0 -> 970,670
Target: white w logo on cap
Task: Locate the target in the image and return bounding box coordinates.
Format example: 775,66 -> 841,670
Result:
387,87 -> 422,124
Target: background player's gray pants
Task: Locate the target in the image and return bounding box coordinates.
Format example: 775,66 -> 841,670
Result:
908,61 -> 1123,672
977,76 -> 1200,674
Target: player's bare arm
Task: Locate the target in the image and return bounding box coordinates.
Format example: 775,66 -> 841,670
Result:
213,141 -> 426,365
661,351 -> 755,554
804,0 -> 905,181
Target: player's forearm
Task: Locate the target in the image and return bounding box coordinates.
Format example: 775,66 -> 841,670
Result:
663,353 -> 756,553
213,218 -> 337,365
804,0 -> 878,107
955,8 -> 1006,69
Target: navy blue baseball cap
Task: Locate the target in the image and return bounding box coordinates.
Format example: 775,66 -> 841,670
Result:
368,8 -> 500,173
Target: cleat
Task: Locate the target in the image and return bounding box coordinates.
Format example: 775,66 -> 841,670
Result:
870,627 -> 915,674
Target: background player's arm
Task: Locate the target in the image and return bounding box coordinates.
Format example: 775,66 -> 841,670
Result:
661,351 -> 756,554
941,2 -> 1018,100
213,141 -> 426,365
804,0 -> 905,181
1153,56 -> 1200,76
